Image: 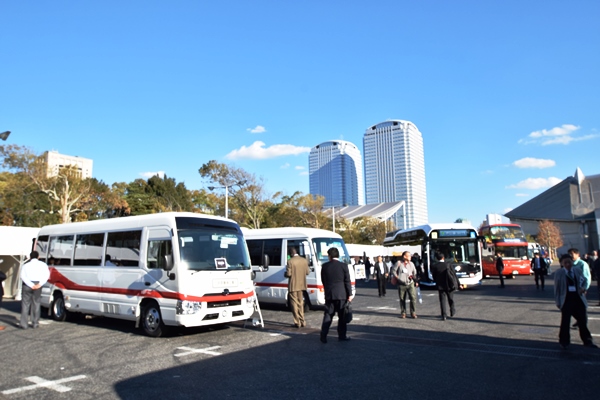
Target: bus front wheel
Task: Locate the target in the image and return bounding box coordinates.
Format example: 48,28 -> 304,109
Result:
141,302 -> 165,337
51,293 -> 68,322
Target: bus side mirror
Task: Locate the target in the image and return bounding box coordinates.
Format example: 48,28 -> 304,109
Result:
163,254 -> 174,271
261,254 -> 269,272
479,237 -> 487,250
251,270 -> 256,280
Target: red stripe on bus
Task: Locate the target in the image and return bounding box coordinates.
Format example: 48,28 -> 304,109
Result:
48,268 -> 253,303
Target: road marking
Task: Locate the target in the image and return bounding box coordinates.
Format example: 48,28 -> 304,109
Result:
588,317 -> 600,320
174,346 -> 221,357
39,320 -> 52,325
592,334 -> 600,337
367,306 -> 396,310
2,375 -> 86,395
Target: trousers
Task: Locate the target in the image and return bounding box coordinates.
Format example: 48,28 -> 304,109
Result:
289,290 -> 305,327
321,300 -> 348,339
559,293 -> 592,346
398,283 -> 416,315
438,290 -> 455,317
20,284 -> 42,329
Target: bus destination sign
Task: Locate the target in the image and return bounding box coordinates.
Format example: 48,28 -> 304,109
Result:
433,229 -> 475,239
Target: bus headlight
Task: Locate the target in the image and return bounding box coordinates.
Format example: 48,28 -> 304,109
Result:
176,300 -> 203,315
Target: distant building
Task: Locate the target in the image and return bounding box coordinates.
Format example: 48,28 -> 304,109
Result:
309,140 -> 364,208
363,120 -> 427,229
486,214 -> 503,225
43,151 -> 93,179
505,168 -> 599,255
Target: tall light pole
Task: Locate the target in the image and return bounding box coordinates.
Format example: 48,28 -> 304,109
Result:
207,180 -> 246,219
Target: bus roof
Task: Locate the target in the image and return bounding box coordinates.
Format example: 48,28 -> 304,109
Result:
37,212 -> 234,236
241,227 -> 342,239
383,223 -> 477,247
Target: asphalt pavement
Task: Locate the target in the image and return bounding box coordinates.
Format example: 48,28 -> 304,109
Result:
1,273 -> 599,400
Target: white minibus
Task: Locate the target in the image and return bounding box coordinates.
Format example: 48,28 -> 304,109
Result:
242,227 -> 354,309
36,212 -> 256,336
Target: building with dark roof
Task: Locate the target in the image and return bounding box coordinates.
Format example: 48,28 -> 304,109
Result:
505,168 -> 599,255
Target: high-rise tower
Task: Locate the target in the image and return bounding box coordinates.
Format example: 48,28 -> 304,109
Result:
363,120 -> 427,228
309,140 -> 364,208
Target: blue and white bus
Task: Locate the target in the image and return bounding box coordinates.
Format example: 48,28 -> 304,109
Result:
383,223 -> 484,288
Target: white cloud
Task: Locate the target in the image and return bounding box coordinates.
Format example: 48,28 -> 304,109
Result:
529,124 -> 579,138
140,171 -> 165,179
503,208 -> 513,214
299,171 -> 309,176
295,166 -> 305,170
513,157 -> 556,169
515,193 -> 530,197
519,124 -> 599,146
247,125 -> 266,134
226,141 -> 311,160
280,163 -> 290,169
506,177 -> 562,190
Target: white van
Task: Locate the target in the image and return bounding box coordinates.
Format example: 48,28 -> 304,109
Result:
243,227 -> 354,309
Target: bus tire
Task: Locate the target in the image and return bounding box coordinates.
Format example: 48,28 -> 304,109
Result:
141,301 -> 165,337
51,292 -> 68,322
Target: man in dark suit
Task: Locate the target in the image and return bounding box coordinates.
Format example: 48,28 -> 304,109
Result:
320,247 -> 352,343
496,251 -> 505,288
373,255 -> 388,297
0,269 -> 6,331
530,251 -> 548,290
431,251 -> 458,321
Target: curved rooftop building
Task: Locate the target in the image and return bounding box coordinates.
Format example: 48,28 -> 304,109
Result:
363,120 -> 428,228
309,140 -> 364,208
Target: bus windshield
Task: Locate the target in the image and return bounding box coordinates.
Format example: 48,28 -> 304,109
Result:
499,246 -> 527,259
488,226 -> 525,240
312,237 -> 351,265
178,228 -> 250,271
430,240 -> 480,265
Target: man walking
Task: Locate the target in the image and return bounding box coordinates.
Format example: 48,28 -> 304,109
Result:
19,251 -> 50,329
285,247 -> 310,328
0,269 -> 7,331
531,251 -> 548,290
496,251 -> 505,288
554,254 -> 597,349
320,247 -> 352,343
393,251 -> 418,318
431,252 -> 459,321
373,255 -> 388,297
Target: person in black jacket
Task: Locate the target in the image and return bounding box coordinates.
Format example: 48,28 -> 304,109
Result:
431,252 -> 458,321
320,247 -> 353,343
496,251 -> 505,288
373,255 -> 388,297
0,269 -> 6,331
530,251 -> 548,290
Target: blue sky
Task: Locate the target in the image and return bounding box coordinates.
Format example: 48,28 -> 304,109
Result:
2,1 -> 599,226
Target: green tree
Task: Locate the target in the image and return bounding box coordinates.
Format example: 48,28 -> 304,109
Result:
147,175 -> 193,212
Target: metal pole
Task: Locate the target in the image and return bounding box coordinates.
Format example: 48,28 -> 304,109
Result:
332,206 -> 335,233
225,185 -> 229,219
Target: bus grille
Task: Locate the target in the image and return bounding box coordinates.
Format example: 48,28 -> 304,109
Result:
207,300 -> 242,308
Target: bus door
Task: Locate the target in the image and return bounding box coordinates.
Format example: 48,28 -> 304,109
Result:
286,238 -> 315,302
100,229 -> 145,318
248,238 -> 285,302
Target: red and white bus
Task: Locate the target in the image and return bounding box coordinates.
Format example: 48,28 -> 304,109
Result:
479,223 -> 530,277
37,212 -> 257,336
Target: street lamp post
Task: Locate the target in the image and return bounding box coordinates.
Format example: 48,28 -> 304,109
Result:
207,180 -> 246,219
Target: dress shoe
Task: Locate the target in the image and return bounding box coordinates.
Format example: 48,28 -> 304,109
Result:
293,324 -> 300,328
411,313 -> 417,319
338,337 -> 351,342
584,341 -> 598,349
441,316 -> 447,321
400,314 -> 406,319
560,343 -> 569,350
320,335 -> 327,344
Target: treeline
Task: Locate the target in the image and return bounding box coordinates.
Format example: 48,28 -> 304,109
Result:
0,145 -> 388,245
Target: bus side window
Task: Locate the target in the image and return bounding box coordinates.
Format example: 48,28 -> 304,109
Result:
147,239 -> 173,270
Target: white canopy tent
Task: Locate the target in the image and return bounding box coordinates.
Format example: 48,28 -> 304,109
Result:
0,227 -> 40,300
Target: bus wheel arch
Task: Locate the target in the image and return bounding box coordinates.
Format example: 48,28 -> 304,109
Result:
140,299 -> 166,337
51,291 -> 68,322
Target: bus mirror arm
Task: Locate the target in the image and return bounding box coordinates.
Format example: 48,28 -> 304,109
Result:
168,272 -> 176,280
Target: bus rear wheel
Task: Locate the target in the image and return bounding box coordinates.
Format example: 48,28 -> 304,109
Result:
141,302 -> 165,337
51,293 -> 68,322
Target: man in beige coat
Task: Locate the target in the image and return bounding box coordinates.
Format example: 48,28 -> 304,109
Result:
285,247 -> 310,328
